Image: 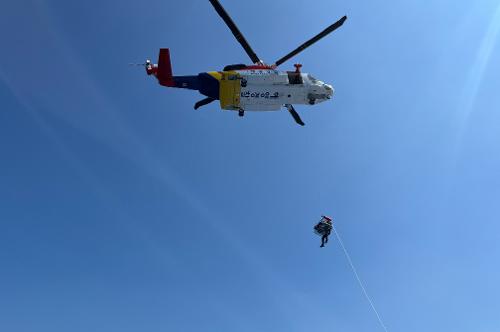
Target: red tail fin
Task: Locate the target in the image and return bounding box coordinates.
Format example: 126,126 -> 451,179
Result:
157,48 -> 175,87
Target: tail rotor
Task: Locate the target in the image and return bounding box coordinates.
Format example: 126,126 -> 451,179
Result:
129,59 -> 156,76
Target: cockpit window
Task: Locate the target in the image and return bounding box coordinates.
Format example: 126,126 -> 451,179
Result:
307,74 -> 318,83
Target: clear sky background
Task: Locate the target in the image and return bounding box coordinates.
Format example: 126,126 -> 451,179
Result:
1,0 -> 500,331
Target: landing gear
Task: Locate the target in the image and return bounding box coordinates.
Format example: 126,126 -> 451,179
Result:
308,98 -> 316,105
238,110 -> 244,117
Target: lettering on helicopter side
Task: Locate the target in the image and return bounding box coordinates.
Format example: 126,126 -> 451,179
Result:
245,70 -> 279,76
240,91 -> 279,99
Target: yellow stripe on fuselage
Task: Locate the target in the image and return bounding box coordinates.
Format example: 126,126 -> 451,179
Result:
207,71 -> 222,81
219,71 -> 241,110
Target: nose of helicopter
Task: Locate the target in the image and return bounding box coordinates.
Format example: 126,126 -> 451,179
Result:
323,83 -> 334,99
308,83 -> 334,104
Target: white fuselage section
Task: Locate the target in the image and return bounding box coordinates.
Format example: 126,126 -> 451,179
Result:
232,69 -> 334,112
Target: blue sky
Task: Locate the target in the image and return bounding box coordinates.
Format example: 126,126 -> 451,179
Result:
1,0 -> 500,331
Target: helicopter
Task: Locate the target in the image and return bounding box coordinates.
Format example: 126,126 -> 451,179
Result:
139,0 -> 347,126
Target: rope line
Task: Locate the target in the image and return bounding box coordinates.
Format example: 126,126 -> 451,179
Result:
332,225 -> 389,332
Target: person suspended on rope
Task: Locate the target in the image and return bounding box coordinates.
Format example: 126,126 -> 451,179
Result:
314,215 -> 333,247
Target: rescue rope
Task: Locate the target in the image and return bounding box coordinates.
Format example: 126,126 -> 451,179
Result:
332,225 -> 389,332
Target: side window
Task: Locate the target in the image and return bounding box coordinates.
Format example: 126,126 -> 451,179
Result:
287,72 -> 303,84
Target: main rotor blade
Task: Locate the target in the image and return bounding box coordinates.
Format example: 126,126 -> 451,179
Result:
208,0 -> 261,64
274,15 -> 347,67
286,104 -> 305,126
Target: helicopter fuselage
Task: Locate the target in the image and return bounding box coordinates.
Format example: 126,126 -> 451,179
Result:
142,0 -> 346,124
156,67 -> 334,112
